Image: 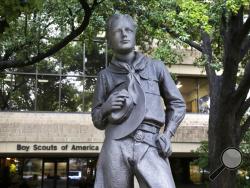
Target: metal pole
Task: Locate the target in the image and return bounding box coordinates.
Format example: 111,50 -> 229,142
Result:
59,61 -> 62,111
9,71 -> 14,109
105,39 -> 108,68
35,66 -> 38,111
82,41 -> 86,112
197,79 -> 200,113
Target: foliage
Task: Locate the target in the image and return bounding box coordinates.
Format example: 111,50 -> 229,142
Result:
193,130 -> 250,185
192,141 -> 209,170
0,0 -> 104,71
0,0 -> 42,32
0,0 -> 105,111
152,40 -> 183,65
240,127 -> 250,176
226,0 -> 250,14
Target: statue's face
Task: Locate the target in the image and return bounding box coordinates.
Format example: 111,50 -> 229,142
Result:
109,17 -> 136,54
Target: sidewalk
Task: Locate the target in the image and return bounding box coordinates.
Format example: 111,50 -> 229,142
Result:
177,184 -> 206,188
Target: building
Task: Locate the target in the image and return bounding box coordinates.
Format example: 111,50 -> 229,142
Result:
0,40 -> 209,188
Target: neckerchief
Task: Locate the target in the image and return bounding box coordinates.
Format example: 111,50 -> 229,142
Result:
108,52 -> 147,104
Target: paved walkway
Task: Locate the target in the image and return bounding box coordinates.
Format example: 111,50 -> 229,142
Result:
177,184 -> 206,188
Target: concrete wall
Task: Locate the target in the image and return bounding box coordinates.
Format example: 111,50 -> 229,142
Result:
0,112 -> 104,143
0,112 -> 208,153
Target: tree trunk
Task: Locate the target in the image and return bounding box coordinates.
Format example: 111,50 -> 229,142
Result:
206,7 -> 247,186
208,82 -> 241,188
209,114 -> 239,187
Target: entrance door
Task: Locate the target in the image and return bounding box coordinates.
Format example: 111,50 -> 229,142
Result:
42,159 -> 68,188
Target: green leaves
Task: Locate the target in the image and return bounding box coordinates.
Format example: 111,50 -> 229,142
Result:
0,0 -> 42,24
152,40 -> 183,65
176,0 -> 212,33
191,141 -> 209,169
226,0 -> 250,14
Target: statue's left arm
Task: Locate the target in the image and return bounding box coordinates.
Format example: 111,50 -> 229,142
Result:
157,61 -> 186,138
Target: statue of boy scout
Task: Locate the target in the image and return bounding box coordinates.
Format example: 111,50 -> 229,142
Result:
92,14 -> 186,188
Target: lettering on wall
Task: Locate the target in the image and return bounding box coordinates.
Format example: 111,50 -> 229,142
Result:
16,144 -> 99,152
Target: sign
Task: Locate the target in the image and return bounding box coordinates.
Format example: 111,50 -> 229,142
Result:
0,142 -> 201,153
0,142 -> 102,153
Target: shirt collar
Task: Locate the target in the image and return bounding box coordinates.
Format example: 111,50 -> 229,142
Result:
108,52 -> 147,73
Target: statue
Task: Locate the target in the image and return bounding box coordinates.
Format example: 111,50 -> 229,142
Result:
91,14 -> 186,188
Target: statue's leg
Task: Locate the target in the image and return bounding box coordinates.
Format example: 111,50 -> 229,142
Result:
94,137 -> 134,188
134,145 -> 176,188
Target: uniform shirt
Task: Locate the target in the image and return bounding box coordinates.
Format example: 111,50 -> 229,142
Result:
91,52 -> 186,136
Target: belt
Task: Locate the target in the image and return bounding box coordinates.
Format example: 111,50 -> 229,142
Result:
137,123 -> 160,134
131,125 -> 159,148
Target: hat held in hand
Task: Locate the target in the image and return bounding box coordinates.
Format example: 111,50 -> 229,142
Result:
108,89 -> 134,124
106,80 -> 146,140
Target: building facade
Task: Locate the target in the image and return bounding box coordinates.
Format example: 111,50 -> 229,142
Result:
0,112 -> 208,188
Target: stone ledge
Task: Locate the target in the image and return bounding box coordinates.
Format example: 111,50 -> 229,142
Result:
0,112 -> 208,143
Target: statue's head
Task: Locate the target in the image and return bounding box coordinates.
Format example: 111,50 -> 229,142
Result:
106,14 -> 137,54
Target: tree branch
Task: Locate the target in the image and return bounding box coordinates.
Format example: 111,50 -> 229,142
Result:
0,0 -> 100,71
233,61 -> 250,109
220,10 -> 243,100
238,9 -> 250,46
239,36 -> 250,61
237,98 -> 250,122
220,5 -> 227,40
201,32 -> 217,89
240,116 -> 250,142
164,26 -> 203,52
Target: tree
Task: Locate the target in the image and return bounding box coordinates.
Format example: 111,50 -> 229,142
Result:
0,0 -> 104,70
0,0 -> 108,111
134,1 -> 249,187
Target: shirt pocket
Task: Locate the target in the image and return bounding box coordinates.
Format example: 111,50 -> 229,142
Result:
147,78 -> 160,96
139,71 -> 160,96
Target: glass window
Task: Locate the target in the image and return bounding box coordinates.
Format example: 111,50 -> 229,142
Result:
85,40 -> 107,76
56,162 -> 67,188
0,73 -> 16,110
8,74 -> 36,111
60,76 -> 83,112
60,41 -> 84,76
37,59 -> 61,74
83,77 -> 97,112
36,75 -> 60,111
0,158 -> 23,187
177,77 -> 209,113
22,158 -> 42,188
198,79 -> 210,113
189,164 -> 202,184
68,158 -> 97,188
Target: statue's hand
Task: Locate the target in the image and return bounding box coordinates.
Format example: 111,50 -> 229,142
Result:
156,133 -> 172,158
102,90 -> 129,116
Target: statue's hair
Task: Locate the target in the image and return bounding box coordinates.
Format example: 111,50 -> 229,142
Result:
106,14 -> 137,40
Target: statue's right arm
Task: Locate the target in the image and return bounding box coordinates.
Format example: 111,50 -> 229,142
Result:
91,71 -> 109,130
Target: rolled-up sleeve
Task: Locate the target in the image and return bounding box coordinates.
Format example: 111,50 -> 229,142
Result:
91,71 -> 108,130
157,62 -> 186,135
